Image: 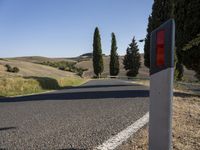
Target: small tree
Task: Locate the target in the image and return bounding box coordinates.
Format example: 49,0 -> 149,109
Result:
123,37 -> 141,77
92,27 -> 104,78
110,32 -> 119,76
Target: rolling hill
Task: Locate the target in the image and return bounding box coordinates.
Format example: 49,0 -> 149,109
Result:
0,59 -> 76,79
2,54 -> 197,82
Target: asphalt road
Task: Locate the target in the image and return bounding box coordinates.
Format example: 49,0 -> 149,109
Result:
0,79 -> 149,150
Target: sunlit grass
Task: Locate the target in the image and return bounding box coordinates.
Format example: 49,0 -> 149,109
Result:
0,77 -> 86,97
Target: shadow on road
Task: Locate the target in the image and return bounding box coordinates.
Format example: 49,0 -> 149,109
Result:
0,127 -> 16,131
0,89 -> 149,103
174,91 -> 200,98
58,149 -> 86,150
62,84 -> 142,89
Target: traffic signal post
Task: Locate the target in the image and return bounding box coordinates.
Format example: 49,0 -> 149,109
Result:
149,19 -> 175,150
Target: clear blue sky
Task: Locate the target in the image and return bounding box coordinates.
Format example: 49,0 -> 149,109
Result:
0,0 -> 153,58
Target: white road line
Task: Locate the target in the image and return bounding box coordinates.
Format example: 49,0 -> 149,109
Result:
94,112 -> 149,150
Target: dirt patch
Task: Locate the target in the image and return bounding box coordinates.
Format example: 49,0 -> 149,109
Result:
117,96 -> 200,150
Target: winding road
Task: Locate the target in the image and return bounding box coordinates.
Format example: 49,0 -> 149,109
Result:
0,79 -> 149,150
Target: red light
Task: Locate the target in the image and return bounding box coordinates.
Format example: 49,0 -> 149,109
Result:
156,30 -> 165,67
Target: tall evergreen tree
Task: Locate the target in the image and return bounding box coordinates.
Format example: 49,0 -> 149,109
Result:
123,37 -> 141,77
92,27 -> 104,78
174,0 -> 200,80
110,33 -> 119,76
173,0 -> 187,81
144,15 -> 152,68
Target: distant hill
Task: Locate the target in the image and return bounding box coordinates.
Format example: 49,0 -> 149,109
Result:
9,56 -> 76,63
80,53 -> 93,58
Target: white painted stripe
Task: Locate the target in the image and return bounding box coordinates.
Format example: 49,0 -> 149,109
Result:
94,112 -> 149,150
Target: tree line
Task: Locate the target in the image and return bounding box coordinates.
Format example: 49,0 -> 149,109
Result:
144,0 -> 200,81
92,27 -> 141,78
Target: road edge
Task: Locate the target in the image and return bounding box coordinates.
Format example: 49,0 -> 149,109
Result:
94,112 -> 149,150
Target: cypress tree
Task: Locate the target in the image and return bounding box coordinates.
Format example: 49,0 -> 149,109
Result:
181,0 -> 200,80
173,0 -> 187,81
110,33 -> 119,76
174,0 -> 200,80
123,37 -> 141,77
92,27 -> 104,78
144,15 -> 152,68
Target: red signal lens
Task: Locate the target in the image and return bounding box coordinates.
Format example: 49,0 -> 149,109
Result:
156,30 -> 165,67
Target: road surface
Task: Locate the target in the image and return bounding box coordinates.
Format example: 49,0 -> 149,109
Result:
0,79 -> 149,150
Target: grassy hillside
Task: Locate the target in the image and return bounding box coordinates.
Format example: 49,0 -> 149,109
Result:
0,59 -> 85,97
0,59 -> 75,78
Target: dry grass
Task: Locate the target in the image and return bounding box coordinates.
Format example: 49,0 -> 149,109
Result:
0,76 -> 86,97
0,59 -> 86,97
118,95 -> 200,150
0,59 -> 75,78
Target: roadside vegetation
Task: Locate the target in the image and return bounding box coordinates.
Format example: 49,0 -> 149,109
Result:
144,0 -> 200,81
110,32 -> 119,76
0,76 -> 86,97
92,27 -> 104,78
123,37 -> 141,77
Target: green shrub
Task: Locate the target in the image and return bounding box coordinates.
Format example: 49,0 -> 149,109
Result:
5,64 -> 12,72
13,67 -> 20,73
5,64 -> 20,73
39,61 -> 87,77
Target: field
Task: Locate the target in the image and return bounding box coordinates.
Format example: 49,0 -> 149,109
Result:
0,58 -> 85,97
